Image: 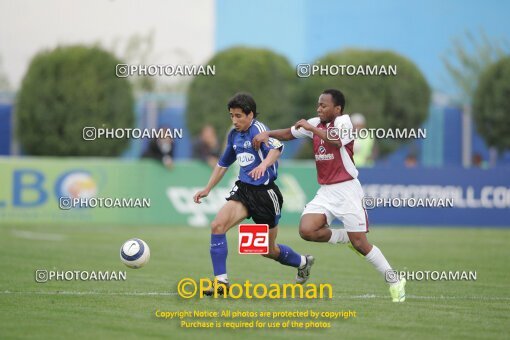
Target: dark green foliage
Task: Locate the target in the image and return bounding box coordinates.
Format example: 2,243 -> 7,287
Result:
473,56 -> 510,151
187,47 -> 298,142
16,45 -> 134,156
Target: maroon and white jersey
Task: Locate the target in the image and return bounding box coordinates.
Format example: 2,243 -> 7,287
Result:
290,115 -> 358,185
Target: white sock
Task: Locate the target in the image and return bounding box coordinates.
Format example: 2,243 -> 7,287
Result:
328,228 -> 349,244
364,245 -> 399,284
215,274 -> 228,283
299,255 -> 306,268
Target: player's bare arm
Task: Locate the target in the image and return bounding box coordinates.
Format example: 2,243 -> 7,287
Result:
193,165 -> 228,203
252,128 -> 295,150
294,119 -> 342,148
248,148 -> 281,180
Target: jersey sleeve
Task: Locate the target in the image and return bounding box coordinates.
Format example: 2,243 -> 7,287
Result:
217,130 -> 236,167
252,121 -> 284,154
261,137 -> 284,154
290,117 -> 319,139
334,115 -> 354,147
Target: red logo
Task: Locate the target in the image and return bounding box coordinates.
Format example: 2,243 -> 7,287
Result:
238,224 -> 269,254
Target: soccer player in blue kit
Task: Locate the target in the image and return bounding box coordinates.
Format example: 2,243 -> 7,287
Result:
193,93 -> 313,295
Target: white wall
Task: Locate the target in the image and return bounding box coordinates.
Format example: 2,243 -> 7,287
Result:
0,0 -> 215,89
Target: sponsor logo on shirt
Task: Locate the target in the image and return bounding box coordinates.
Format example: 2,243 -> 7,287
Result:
316,145 -> 334,161
237,152 -> 256,166
315,153 -> 334,161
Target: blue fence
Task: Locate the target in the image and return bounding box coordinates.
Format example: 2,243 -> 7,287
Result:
359,167 -> 510,227
0,104 -> 12,155
2,97 -> 510,167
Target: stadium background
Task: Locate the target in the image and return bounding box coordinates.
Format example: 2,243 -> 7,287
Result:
0,1 -> 509,339
0,0 -> 509,227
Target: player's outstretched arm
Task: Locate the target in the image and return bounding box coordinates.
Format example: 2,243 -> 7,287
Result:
248,149 -> 281,180
252,128 -> 295,150
193,165 -> 228,204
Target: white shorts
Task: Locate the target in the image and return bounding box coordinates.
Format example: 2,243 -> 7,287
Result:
302,178 -> 369,232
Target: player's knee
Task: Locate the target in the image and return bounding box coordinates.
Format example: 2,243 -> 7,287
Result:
299,227 -> 315,241
211,219 -> 227,234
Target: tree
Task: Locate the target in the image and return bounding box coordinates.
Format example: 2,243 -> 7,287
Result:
296,49 -> 430,156
186,47 -> 298,142
442,30 -> 509,104
442,30 -> 510,165
16,45 -> 134,156
473,56 -> 510,151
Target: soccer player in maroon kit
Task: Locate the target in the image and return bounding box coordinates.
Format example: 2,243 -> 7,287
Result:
252,89 -> 406,302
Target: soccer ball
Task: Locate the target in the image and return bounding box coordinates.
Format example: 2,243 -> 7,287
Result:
120,238 -> 150,269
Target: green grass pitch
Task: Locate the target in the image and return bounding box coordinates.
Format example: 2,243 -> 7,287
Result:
1,224 -> 509,339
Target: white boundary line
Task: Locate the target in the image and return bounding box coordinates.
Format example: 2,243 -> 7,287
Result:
347,294 -> 510,301
11,229 -> 66,241
1,290 -> 179,296
2,290 -> 509,301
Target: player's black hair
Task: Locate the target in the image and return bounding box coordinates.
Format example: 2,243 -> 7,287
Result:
322,89 -> 346,113
227,92 -> 258,118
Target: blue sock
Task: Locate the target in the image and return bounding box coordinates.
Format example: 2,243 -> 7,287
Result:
277,244 -> 302,268
210,234 -> 228,276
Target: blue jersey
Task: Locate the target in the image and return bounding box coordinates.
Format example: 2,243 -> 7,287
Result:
218,119 -> 284,186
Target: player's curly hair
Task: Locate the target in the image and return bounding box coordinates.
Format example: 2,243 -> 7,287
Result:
227,92 -> 258,117
323,89 -> 346,113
